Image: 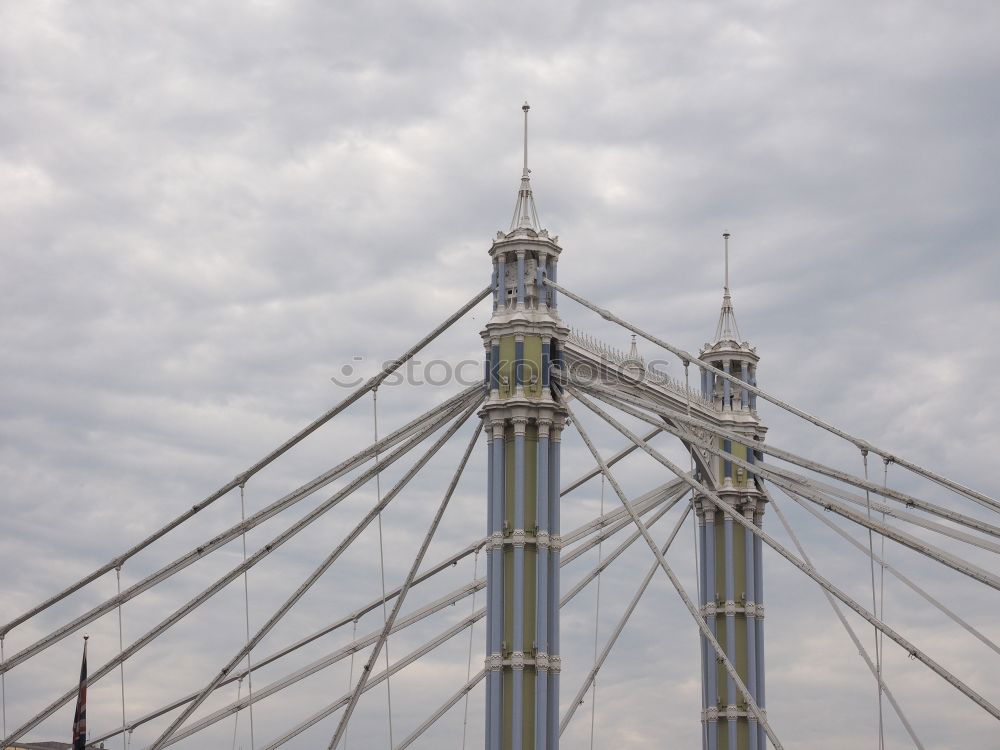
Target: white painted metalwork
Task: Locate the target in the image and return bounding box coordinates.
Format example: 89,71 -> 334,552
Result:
766,489 -> 925,750
560,503 -> 693,735
568,386 -> 1000,722
563,397 -> 784,749
328,419 -> 484,749
545,278 -> 1000,514
0,287 -> 492,643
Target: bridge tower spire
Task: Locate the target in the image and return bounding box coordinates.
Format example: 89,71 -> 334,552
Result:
482,102 -> 568,750
697,233 -> 767,750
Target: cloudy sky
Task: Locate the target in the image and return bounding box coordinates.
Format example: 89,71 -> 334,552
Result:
2,1 -> 999,748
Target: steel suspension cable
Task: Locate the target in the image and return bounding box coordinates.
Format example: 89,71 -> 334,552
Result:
562,481 -> 683,548
562,504 -> 693,735
2,395 -> 474,749
397,670 -> 487,750
461,549 -> 480,750
0,287 -> 491,641
371,388 -> 395,749
776,482 -> 1000,657
560,427 -> 664,496
561,491 -> 688,607
588,473 -> 607,750
682,360 -> 702,607
577,379 -> 1000,540
0,386 -> 480,679
158,585 -> 490,746
161,480 -> 678,749
89,484 -> 679,746
265,486 -> 673,750
166,488 -> 670,749
766,488 -> 925,749
1,637 -> 5,740
561,396 -> 783,748
238,483 -> 256,750
682,359 -> 707,740
263,510 -> 653,750
115,567 -> 128,750
147,398 -> 482,750
263,605 -> 485,750
345,619 -> 357,750
230,678 -> 244,750
880,459 -> 890,695
862,451 -> 886,750
544,278 -> 1000,515
569,385 -> 1000,721
328,417 -> 483,750
583,385 -> 1000,588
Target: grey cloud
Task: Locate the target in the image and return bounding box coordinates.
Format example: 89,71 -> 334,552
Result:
2,1 -> 998,748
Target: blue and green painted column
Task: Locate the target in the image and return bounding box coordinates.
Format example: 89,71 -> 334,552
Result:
696,349 -> 765,750
481,200 -> 566,748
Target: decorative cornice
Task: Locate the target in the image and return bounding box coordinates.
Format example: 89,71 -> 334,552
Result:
536,651 -> 549,671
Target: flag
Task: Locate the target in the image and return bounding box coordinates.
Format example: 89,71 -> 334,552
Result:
72,636 -> 88,750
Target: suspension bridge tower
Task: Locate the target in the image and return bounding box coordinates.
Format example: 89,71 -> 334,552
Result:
481,102 -> 568,750
697,233 -> 767,750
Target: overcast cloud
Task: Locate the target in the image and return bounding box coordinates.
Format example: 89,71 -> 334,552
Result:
2,2 -> 999,748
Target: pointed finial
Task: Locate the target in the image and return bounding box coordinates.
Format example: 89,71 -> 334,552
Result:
723,232 -> 731,293
713,232 -> 742,343
509,101 -> 541,231
522,101 -> 530,176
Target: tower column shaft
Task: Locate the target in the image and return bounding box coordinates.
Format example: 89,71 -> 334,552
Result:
740,362 -> 749,409
705,511 -> 719,750
493,260 -> 500,310
486,437 -> 495,749
744,511 -> 759,749
755,521 -> 766,750
517,252 -> 526,307
537,255 -> 548,308
498,258 -> 507,308
699,516 -> 710,750
724,515 -> 737,750
512,425 -> 526,750
547,430 -> 562,750
723,361 -> 731,410
549,258 -> 558,309
535,428 -> 550,750
489,425 -> 505,750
